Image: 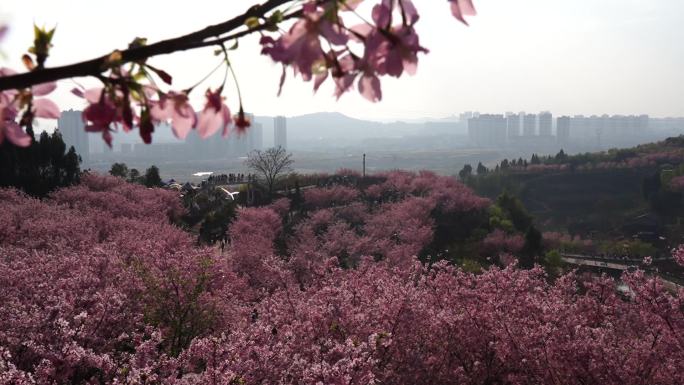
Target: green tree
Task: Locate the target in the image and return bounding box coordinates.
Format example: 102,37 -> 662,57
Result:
496,192 -> 533,232
555,149 -> 567,161
476,162 -> 488,175
290,178 -> 303,209
109,162 -> 129,178
520,225 -> 542,269
0,129 -> 80,197
458,164 -> 473,180
128,168 -> 141,184
542,249 -> 565,279
198,201 -> 237,245
143,165 -> 163,187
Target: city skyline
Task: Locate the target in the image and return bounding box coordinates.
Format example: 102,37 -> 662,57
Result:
467,111 -> 652,148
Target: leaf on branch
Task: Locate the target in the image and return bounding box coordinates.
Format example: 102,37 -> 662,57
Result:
268,10 -> 284,24
128,37 -> 148,49
265,10 -> 283,32
29,24 -> 56,65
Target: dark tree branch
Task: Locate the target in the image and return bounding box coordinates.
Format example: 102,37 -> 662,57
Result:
183,9 -> 305,52
0,0 -> 294,91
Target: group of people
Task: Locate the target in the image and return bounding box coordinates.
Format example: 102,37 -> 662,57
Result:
206,173 -> 257,185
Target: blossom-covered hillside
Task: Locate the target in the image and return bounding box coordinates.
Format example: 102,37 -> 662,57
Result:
1,173 -> 683,384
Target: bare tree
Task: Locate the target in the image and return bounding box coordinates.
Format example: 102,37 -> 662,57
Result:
245,146 -> 293,199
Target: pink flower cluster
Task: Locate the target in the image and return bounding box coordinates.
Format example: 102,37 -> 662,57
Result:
72,84 -> 241,147
366,170 -> 490,212
0,174 -> 251,384
0,68 -> 59,147
542,231 -> 594,252
175,263 -> 684,385
525,163 -> 570,173
229,206 -> 288,291
674,245 -> 684,267
481,229 -> 525,255
269,171 -> 490,278
521,149 -> 684,173
303,184 -> 360,208
261,0 -> 475,101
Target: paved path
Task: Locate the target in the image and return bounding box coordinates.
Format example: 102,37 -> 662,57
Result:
561,253 -> 683,291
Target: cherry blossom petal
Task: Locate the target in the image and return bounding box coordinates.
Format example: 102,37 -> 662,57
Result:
349,24 -> 373,40
0,67 -> 17,77
459,0 -> 477,15
197,108 -> 222,139
402,58 -> 418,75
313,71 -> 328,93
3,122 -> 32,147
84,88 -> 103,103
102,129 -> 113,148
32,81 -> 57,96
400,0 -> 420,25
334,74 -> 356,99
372,3 -> 391,28
221,106 -> 232,137
33,98 -> 61,119
358,74 -> 382,102
450,0 -> 477,25
150,101 -> 172,121
171,107 -> 196,140
319,20 -> 348,46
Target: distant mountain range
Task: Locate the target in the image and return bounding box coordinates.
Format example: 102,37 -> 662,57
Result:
105,112 -> 467,149
255,112 -> 466,149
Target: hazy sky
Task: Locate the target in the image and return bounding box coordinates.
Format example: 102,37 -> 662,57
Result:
1,0 -> 683,121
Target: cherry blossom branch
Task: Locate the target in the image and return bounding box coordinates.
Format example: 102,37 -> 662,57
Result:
0,0 -> 299,91
0,0 -> 478,148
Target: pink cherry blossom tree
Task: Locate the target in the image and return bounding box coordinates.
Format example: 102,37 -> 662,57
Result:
2,172 -> 684,384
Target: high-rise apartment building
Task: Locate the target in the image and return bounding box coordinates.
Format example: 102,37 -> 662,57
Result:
274,116 -> 287,149
538,111 -> 552,136
246,114 -> 263,151
57,110 -> 89,162
556,116 -> 570,144
522,114 -> 536,136
468,114 -> 506,147
565,114 -> 649,146
506,113 -> 521,139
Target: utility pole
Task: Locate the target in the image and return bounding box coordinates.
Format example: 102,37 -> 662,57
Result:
363,153 -> 366,178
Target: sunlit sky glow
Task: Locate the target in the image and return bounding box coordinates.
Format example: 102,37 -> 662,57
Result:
1,0 -> 682,121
